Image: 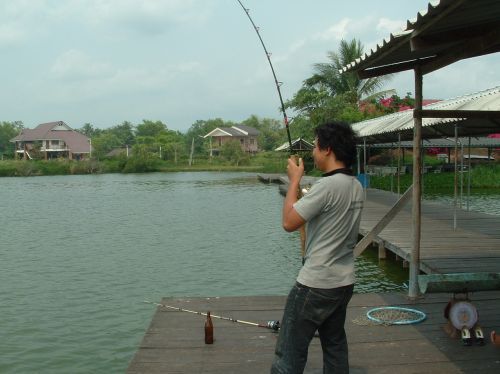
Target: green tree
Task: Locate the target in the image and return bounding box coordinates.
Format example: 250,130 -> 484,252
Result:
108,121 -> 136,146
77,123 -> 102,137
220,139 -> 246,166
242,115 -> 284,151
156,130 -> 185,162
288,116 -> 314,141
308,39 -> 391,103
136,120 -> 168,138
286,38 -> 393,127
91,132 -> 122,159
123,144 -> 159,173
0,121 -> 23,158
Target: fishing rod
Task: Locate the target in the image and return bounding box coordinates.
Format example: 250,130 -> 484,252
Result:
144,300 -> 280,331
236,0 -> 294,153
236,1 -> 306,260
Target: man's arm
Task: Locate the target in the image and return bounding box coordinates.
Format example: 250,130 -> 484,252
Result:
282,157 -> 306,232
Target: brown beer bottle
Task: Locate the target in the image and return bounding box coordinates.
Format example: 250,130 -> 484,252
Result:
205,311 -> 214,344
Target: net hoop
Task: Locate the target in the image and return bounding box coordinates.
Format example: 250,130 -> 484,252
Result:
366,306 -> 427,325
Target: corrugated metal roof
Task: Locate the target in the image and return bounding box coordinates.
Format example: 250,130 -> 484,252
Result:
233,125 -> 260,136
352,86 -> 500,143
341,0 -> 500,77
275,138 -> 314,151
204,125 -> 260,138
368,137 -> 500,149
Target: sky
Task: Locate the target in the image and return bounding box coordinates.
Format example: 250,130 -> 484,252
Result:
1,0 -> 499,133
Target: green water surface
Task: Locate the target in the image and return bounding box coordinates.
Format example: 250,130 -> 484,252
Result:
1,172 -> 407,373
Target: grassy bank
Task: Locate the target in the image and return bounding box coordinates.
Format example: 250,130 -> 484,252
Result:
369,164 -> 500,190
3,157 -> 498,190
0,152 -> 291,177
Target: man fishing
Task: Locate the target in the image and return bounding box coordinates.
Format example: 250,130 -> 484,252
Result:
271,121 -> 364,374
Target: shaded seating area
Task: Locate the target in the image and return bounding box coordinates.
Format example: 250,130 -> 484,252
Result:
341,0 -> 500,297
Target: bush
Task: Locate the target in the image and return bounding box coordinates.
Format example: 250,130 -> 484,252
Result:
122,156 -> 160,173
369,164 -> 500,190
35,160 -> 71,175
0,161 -> 18,176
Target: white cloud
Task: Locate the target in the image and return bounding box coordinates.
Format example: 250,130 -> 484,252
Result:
0,0 -> 213,41
0,23 -> 25,46
74,0 -> 212,35
50,50 -> 112,80
0,0 -> 49,46
47,50 -> 204,103
0,0 -> 47,18
377,17 -> 406,34
313,18 -> 351,41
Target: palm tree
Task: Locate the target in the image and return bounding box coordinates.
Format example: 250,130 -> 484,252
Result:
306,38 -> 392,103
284,38 -> 395,133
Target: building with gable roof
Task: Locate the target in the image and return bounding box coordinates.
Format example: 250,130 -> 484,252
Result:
10,121 -> 91,160
204,125 -> 260,154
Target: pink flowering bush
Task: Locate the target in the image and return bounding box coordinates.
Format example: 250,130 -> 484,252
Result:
374,93 -> 416,114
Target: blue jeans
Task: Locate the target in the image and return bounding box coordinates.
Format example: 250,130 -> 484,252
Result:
271,282 -> 354,374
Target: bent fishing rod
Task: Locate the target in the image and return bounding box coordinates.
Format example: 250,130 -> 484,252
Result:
144,300 -> 280,331
236,0 -> 293,153
236,1 -> 306,259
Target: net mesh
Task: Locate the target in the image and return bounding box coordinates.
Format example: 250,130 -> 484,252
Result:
365,306 -> 426,325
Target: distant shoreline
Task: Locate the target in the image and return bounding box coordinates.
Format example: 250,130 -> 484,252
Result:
1,159 -> 498,190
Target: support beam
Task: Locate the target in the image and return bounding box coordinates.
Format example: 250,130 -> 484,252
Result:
354,185 -> 413,257
409,66 -> 423,299
415,109 -> 500,119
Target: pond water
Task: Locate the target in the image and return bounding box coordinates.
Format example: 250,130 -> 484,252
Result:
0,172 -> 407,373
424,189 -> 500,216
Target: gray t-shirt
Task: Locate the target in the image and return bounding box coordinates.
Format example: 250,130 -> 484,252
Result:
293,173 -> 364,289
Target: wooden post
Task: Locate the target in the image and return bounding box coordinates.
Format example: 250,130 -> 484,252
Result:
363,138 -> 367,199
397,133 -> 401,197
357,147 -> 361,176
189,138 -> 194,166
467,137 -> 471,211
453,126 -> 458,230
409,66 -> 423,299
378,241 -> 386,260
363,138 -> 367,174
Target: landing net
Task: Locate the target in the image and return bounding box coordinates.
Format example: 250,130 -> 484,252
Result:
366,306 -> 426,325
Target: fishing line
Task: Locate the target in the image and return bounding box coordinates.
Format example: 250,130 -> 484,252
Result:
236,1 -> 306,261
143,300 -> 280,331
236,0 -> 294,153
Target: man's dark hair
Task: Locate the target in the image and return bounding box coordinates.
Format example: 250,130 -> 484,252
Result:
314,121 -> 358,168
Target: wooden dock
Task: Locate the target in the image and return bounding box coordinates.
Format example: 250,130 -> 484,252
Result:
127,181 -> 500,372
257,173 -> 319,188
127,292 -> 500,373
258,174 -> 500,275
360,188 -> 500,275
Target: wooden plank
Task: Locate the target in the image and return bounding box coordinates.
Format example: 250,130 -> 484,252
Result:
272,183 -> 500,276
128,293 -> 500,373
358,189 -> 500,276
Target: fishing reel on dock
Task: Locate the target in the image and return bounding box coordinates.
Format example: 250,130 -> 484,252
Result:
266,320 -> 280,331
444,293 -> 484,346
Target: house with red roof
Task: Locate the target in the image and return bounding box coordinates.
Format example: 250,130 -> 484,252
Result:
10,121 -> 91,160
